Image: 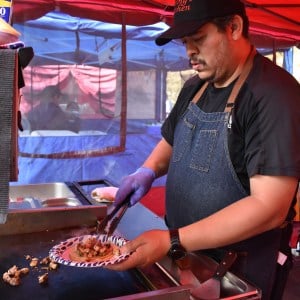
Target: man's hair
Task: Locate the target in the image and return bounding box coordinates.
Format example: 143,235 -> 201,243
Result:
211,14 -> 249,38
40,85 -> 61,102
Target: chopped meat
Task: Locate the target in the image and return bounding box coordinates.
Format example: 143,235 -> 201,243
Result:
75,237 -> 113,260
49,261 -> 58,270
3,272 -> 21,286
40,256 -> 51,265
29,258 -> 39,267
2,265 -> 29,286
38,273 -> 48,284
7,265 -> 18,276
2,253 -> 59,287
19,268 -> 29,275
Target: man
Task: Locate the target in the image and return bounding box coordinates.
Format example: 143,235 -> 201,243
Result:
106,1 -> 300,299
27,85 -> 80,132
27,85 -> 66,131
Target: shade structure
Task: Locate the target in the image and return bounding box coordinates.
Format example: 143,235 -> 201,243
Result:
6,0 -> 300,186
11,0 -> 300,49
14,12 -> 189,71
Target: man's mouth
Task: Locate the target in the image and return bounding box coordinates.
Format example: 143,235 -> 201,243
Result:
189,59 -> 206,71
190,62 -> 205,71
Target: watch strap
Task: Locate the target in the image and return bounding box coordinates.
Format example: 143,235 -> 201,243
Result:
169,228 -> 181,245
168,228 -> 187,260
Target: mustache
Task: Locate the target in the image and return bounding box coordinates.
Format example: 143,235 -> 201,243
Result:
189,57 -> 206,67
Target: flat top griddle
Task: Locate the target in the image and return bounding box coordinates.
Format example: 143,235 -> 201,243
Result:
1,190 -> 260,300
0,228 -> 150,300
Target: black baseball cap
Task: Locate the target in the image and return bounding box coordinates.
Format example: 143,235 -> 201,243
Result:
156,0 -> 246,46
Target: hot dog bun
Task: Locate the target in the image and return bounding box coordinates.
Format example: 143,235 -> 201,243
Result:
91,186 -> 118,203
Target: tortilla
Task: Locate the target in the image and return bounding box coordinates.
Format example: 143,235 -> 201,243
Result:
91,186 -> 118,203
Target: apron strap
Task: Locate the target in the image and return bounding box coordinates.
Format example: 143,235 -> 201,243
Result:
225,46 -> 256,112
191,46 -> 256,112
191,81 -> 209,104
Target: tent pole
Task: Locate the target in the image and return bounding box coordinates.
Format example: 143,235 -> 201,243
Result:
272,39 -> 277,64
155,68 -> 167,122
120,15 -> 127,151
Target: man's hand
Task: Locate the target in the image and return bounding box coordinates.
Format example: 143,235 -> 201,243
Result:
105,230 -> 170,270
114,167 -> 156,207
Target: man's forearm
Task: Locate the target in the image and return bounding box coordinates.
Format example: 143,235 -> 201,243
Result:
143,138 -> 172,178
179,175 -> 298,251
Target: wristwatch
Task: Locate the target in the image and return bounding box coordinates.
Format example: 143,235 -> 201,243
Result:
168,228 -> 187,260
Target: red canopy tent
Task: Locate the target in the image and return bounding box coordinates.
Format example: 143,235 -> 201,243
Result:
12,0 -> 300,49
7,0 -> 300,184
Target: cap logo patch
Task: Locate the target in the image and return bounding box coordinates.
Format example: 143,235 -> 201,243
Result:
175,0 -> 192,13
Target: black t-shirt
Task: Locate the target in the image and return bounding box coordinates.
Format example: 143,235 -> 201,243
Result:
162,53 -> 300,195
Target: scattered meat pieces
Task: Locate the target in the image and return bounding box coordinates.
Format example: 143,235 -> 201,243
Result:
38,273 -> 48,284
20,268 -> 30,275
49,261 -> 58,270
29,258 -> 39,267
3,255 -> 58,287
3,272 -> 21,286
39,256 -> 58,270
40,256 -> 51,265
7,265 -> 18,276
2,265 -> 30,286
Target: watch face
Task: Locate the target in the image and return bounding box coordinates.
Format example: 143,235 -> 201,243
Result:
169,245 -> 186,260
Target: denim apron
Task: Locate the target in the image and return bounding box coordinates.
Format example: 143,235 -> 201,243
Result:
165,49 -> 286,299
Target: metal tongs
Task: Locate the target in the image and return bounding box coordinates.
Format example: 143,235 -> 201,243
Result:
96,196 -> 131,235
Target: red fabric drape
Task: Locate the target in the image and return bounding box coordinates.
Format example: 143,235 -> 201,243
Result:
20,65 -> 117,116
13,0 -> 55,23
56,0 -> 173,26
12,0 -> 173,25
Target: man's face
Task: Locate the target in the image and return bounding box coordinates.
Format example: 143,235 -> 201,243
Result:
52,92 -> 62,104
182,22 -> 234,86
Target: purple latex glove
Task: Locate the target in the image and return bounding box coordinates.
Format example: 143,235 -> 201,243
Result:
114,167 -> 156,207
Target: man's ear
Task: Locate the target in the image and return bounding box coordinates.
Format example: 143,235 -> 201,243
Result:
231,15 -> 243,40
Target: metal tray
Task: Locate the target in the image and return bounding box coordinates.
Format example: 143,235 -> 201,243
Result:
40,197 -> 81,207
9,182 -> 76,201
9,182 -> 92,210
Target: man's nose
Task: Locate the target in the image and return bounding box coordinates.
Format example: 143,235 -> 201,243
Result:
185,40 -> 199,58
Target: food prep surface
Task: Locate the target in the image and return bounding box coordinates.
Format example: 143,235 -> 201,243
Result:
0,199 -> 260,299
0,228 -> 149,300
